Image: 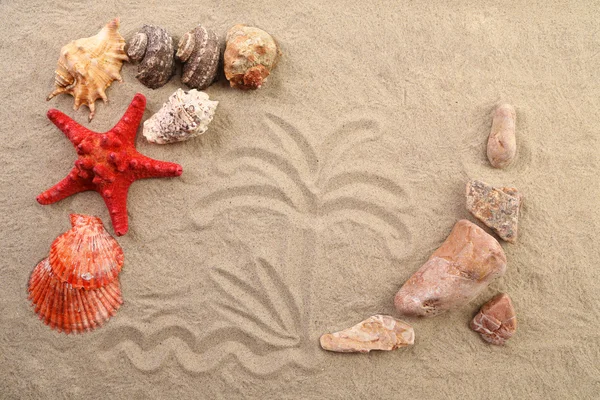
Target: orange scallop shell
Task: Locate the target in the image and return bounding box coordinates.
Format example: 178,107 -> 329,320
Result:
28,258 -> 123,334
48,214 -> 124,290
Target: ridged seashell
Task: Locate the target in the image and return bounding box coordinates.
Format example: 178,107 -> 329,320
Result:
175,25 -> 220,90
47,18 -> 129,121
48,214 -> 124,290
28,258 -> 123,334
224,24 -> 281,90
143,88 -> 218,144
127,25 -> 175,89
27,214 -> 124,334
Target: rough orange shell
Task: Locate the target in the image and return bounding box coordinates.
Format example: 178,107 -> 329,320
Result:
48,214 -> 124,290
28,258 -> 123,334
46,18 -> 129,121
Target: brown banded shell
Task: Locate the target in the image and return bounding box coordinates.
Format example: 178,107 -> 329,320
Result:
47,18 -> 128,121
224,24 -> 281,90
126,25 -> 175,89
176,25 -> 220,90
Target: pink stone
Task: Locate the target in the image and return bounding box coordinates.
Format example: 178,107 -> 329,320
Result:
470,293 -> 517,345
466,179 -> 522,243
394,220 -> 507,317
320,315 -> 414,353
487,104 -> 517,169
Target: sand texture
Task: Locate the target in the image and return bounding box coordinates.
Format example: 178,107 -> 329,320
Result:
1,1 -> 599,399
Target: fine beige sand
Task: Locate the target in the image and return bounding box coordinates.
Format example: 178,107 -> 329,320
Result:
1,1 -> 599,398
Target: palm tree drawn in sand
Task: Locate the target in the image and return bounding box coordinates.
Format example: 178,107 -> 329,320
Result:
189,113 -> 414,371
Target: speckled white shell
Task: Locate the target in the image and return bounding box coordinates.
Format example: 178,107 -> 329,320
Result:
143,89 -> 218,144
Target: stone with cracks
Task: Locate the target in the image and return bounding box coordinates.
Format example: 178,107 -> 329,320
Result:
466,179 -> 522,243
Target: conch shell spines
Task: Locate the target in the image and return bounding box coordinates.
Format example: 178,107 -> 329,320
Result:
47,18 -> 129,121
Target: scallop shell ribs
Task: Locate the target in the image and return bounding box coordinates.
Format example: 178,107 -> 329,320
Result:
28,259 -> 123,334
47,18 -> 129,121
27,214 -> 125,334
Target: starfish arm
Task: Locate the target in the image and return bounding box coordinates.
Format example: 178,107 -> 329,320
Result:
130,155 -> 183,179
37,168 -> 94,205
100,182 -> 132,236
47,109 -> 93,147
110,93 -> 146,145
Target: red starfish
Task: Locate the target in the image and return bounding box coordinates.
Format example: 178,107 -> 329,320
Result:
37,93 -> 183,236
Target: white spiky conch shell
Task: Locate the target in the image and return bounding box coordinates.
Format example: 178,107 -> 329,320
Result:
142,88 -> 218,144
47,18 -> 129,121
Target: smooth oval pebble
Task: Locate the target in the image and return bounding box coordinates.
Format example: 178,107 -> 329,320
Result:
487,104 -> 517,169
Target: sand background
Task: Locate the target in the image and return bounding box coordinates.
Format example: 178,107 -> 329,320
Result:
1,0 -> 599,398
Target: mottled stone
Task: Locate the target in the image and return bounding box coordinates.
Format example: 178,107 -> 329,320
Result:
487,104 -> 517,169
394,220 -> 507,317
470,293 -> 517,345
466,179 -> 522,243
320,315 -> 414,353
224,24 -> 281,90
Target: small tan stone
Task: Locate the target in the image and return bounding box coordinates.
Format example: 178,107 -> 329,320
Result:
487,104 -> 517,169
470,293 -> 517,345
394,220 -> 507,317
466,179 -> 522,243
320,315 -> 414,353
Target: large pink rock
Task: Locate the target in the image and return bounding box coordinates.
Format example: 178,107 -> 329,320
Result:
470,293 -> 517,345
320,315 -> 414,353
394,220 -> 507,317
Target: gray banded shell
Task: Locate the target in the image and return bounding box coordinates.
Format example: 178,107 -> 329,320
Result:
127,25 -> 175,89
176,25 -> 220,90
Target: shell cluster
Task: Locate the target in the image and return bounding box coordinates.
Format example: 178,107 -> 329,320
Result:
143,88 -> 218,144
34,20 -> 283,329
127,25 -> 175,89
47,21 -> 281,123
28,214 -> 124,333
47,18 -> 128,121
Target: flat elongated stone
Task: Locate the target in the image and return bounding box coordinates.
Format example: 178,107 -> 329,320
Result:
466,179 -> 522,243
320,315 -> 414,353
394,220 -> 507,317
470,293 -> 517,345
